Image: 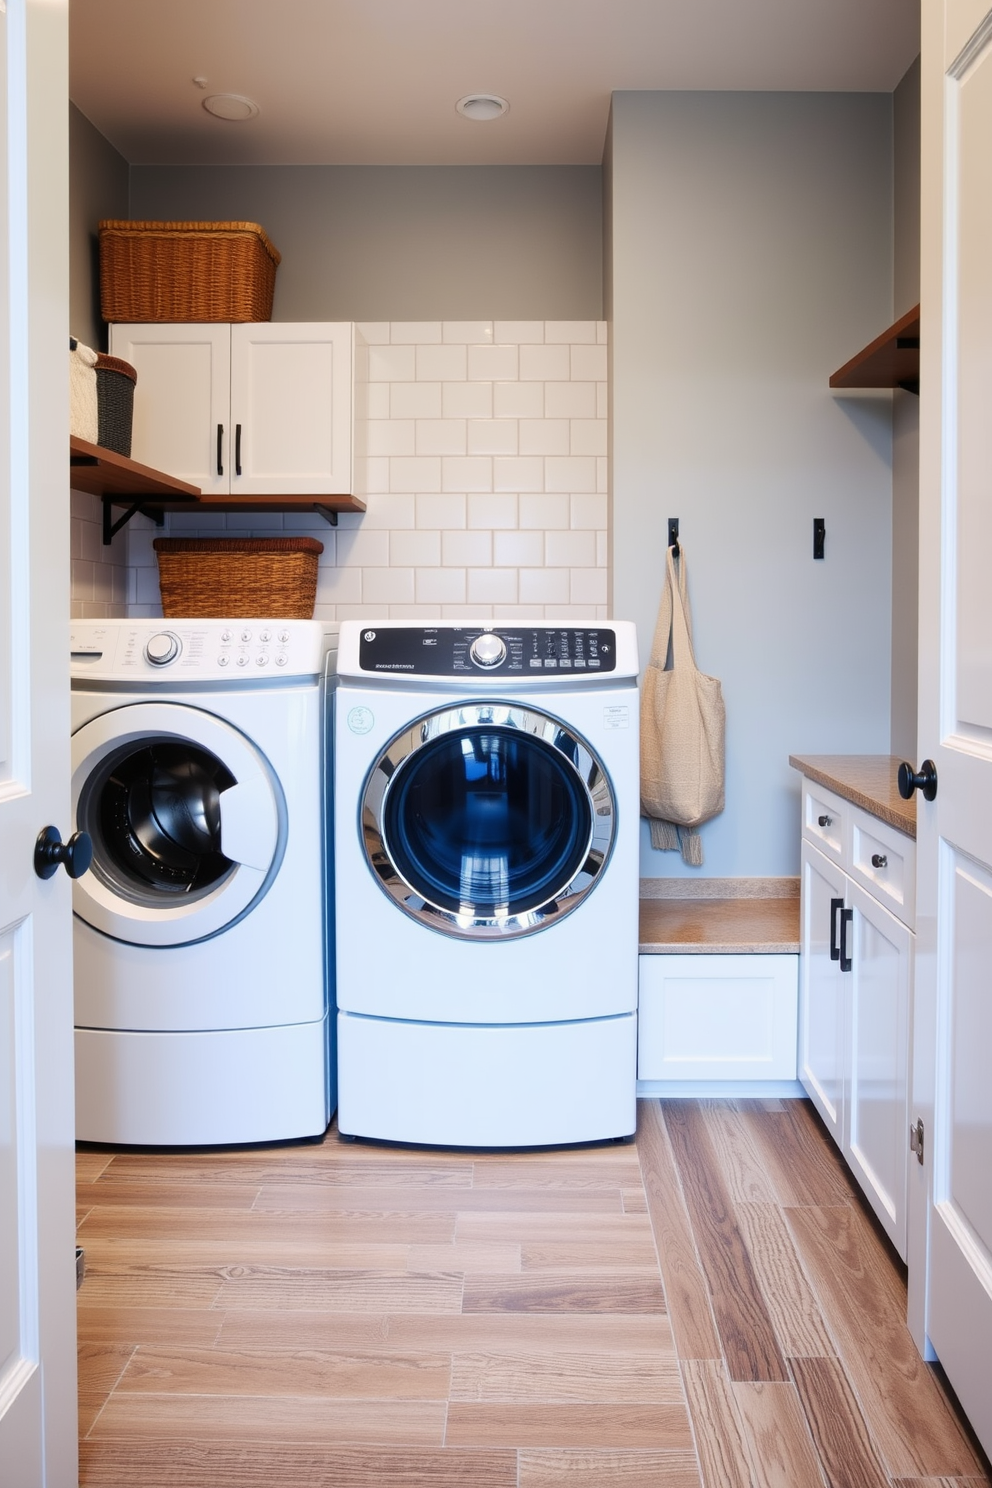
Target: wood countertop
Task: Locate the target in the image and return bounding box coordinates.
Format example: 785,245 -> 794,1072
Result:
788,754 -> 916,839
638,879 -> 800,955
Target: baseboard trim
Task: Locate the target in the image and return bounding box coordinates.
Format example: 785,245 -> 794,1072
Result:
636,1079 -> 805,1099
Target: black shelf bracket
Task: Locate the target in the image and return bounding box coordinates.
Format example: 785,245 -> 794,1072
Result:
668,517 -> 679,556
102,497 -> 165,546
313,504 -> 339,528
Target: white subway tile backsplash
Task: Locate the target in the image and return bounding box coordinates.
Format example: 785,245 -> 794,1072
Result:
417,492 -> 467,529
443,381 -> 493,419
369,344 -> 416,381
519,420 -> 569,457
495,321 -> 544,343
520,344 -> 570,382
336,527 -> 390,568
570,344 -> 608,381
597,530 -> 609,567
519,492 -> 570,530
390,456 -> 443,492
468,344 -> 518,381
365,456 -> 391,494
363,566 -> 415,604
367,382 -> 390,418
468,567 -> 519,604
467,492 -> 518,530
545,456 -> 598,494
443,321 -> 493,344
389,529 -> 442,567
544,381 -> 596,419
597,382 -> 609,420
442,529 -> 493,567
569,419 -> 608,457
391,381 -> 442,419
519,567 -> 570,605
493,381 -> 544,419
569,567 -> 608,605
571,494 -> 608,530
416,419 -> 467,457
443,603 -> 493,620
416,567 -> 467,604
545,529 -> 597,568
467,419 -> 518,456
316,564 -> 362,605
546,320 -> 597,344
368,419 -> 416,457
417,344 -> 468,381
493,530 -> 545,567
494,456 -> 543,493
391,321 -> 443,344
442,456 -> 493,493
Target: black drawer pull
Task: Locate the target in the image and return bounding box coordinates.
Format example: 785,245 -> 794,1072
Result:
818,814 -> 832,828
216,423 -> 224,476
871,853 -> 888,869
839,906 -> 854,973
829,897 -> 844,961
235,423 -> 242,477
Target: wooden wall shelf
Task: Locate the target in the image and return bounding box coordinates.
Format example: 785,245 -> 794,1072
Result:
69,436 -> 367,544
829,305 -> 920,394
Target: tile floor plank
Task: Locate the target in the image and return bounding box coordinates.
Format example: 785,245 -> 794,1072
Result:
680,1359 -> 754,1488
788,1354 -> 890,1488
445,1402 -> 693,1448
252,1185 -> 623,1213
733,1203 -> 835,1359
732,1380 -> 827,1488
75,1305 -> 225,1348
635,1100 -> 722,1363
449,1348 -> 683,1403
462,1272 -> 666,1314
86,1394 -> 448,1445
787,1206 -> 984,1478
213,1267 -> 464,1314
517,1448 -> 702,1486
115,1344 -> 452,1399
664,1104 -> 788,1382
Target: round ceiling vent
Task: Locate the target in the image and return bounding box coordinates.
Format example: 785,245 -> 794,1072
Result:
202,93 -> 259,122
456,94 -> 509,122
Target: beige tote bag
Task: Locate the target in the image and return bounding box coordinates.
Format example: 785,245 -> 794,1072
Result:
640,543 -> 725,865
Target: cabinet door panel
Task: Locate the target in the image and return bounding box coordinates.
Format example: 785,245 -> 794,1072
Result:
231,324 -> 353,495
799,841 -> 847,1141
110,323 -> 229,496
847,880 -> 911,1258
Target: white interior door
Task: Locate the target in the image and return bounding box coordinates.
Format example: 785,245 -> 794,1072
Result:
0,2 -> 78,1484
913,0 -> 992,1459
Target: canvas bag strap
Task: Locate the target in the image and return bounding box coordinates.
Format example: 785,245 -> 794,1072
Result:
666,543 -> 697,669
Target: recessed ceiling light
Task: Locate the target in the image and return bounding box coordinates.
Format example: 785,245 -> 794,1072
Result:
456,94 -> 509,122
202,93 -> 259,122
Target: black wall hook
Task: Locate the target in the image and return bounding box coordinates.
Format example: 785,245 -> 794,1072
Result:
668,518 -> 680,556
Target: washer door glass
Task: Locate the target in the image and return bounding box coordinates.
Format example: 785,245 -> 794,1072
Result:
72,702 -> 284,947
362,703 -> 616,939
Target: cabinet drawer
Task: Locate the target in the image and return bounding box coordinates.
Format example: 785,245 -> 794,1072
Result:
849,807 -> 916,929
802,781 -> 847,864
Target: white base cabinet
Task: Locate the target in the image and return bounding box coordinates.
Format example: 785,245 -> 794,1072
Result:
799,780 -> 914,1259
110,322 -> 360,497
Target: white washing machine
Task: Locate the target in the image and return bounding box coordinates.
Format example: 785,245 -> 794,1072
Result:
70,617 -> 338,1146
335,619 -> 639,1148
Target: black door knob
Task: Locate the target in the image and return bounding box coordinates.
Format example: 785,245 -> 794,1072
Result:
34,826 -> 93,881
897,760 -> 938,802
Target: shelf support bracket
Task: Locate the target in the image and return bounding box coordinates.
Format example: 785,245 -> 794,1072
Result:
102,498 -> 165,546
313,504 -> 339,528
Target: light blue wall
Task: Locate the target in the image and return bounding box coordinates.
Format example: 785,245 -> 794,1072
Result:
607,91 -> 895,878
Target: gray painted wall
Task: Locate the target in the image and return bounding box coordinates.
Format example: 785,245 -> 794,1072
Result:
607,91 -> 895,879
891,56 -> 921,762
69,103 -> 128,350
128,165 -> 603,322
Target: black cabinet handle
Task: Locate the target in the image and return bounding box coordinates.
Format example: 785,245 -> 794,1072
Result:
34,826 -> 93,881
829,896 -> 844,961
235,423 -> 242,477
839,906 -> 854,973
818,814 -> 832,828
217,424 -> 224,476
898,759 -> 937,801
871,853 -> 888,869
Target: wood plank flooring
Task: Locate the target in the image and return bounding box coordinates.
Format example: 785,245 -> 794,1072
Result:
76,1099 -> 991,1487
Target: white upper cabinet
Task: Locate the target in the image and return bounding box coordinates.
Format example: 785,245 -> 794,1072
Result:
110,322 -> 357,497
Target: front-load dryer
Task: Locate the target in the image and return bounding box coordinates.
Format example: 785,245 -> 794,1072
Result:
70,618 -> 338,1146
334,620 -> 639,1148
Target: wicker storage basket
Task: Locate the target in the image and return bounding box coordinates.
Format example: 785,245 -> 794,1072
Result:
153,538 -> 323,619
99,220 -> 281,323
95,353 -> 137,457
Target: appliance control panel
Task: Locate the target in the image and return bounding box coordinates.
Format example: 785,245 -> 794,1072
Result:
70,619 -> 339,682
358,626 -> 618,676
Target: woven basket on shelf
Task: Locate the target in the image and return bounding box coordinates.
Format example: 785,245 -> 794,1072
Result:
153,538 -> 323,619
95,353 -> 137,457
99,220 -> 281,323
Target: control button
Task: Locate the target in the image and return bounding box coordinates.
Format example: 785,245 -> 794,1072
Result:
256,653 -> 269,667
259,630 -> 272,643
278,630 -> 291,643
236,654 -> 250,668
144,631 -> 181,667
544,658 -> 558,668
275,653 -> 289,667
220,629 -> 233,644
217,654 -> 230,667
240,628 -> 252,643
470,633 -> 506,668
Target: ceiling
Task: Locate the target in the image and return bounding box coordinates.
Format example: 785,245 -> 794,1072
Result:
69,0 -> 921,168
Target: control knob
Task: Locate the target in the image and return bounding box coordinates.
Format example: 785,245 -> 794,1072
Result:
470,633 -> 506,668
144,631 -> 181,666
